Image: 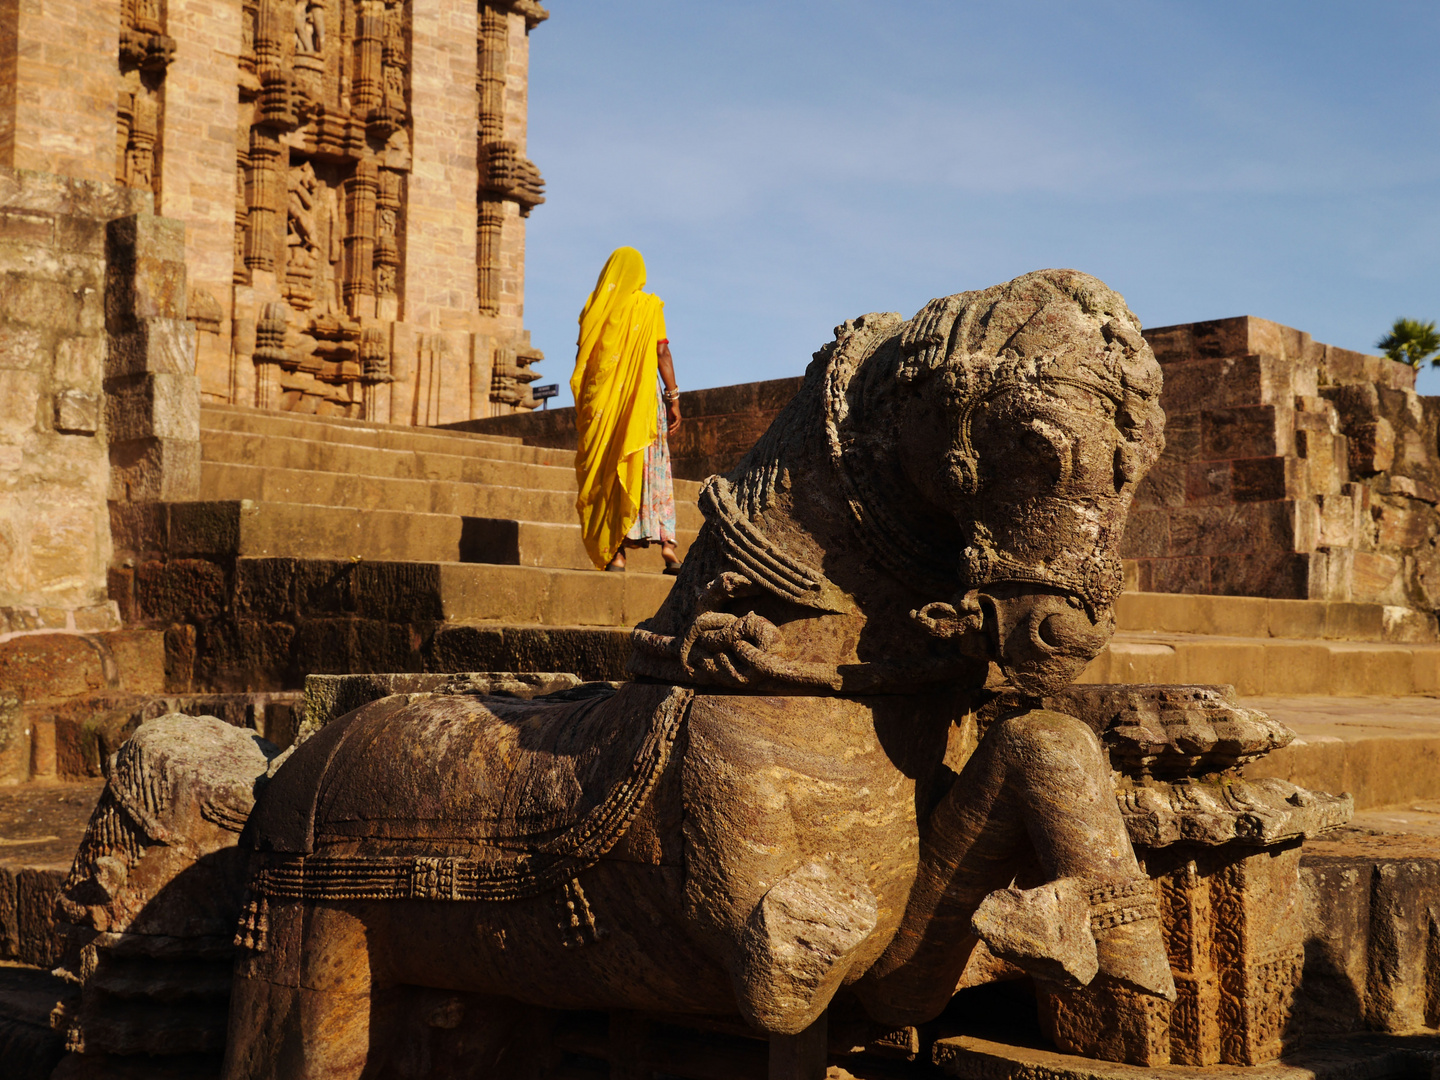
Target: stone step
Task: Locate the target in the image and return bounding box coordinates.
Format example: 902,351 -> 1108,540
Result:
201,428 -> 705,503
199,461 -> 706,532
200,428 -> 579,491
433,563 -> 673,627
458,519 -> 700,571
1241,696 -> 1440,810
1114,591 -> 1437,644
201,402 -> 573,465
1081,631 -> 1440,697
113,500 -> 695,578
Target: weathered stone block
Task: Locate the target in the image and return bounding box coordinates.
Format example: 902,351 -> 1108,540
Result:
233,558 -> 297,620
1118,510 -> 1169,559
106,317 -> 196,377
0,368 -> 42,437
1231,457 -> 1300,503
0,634 -> 109,701
164,622 -> 198,692
103,370 -> 199,441
134,559 -> 228,623
1295,429 -> 1347,495
108,436 -> 201,501
1209,553 -> 1313,600
1201,406 -> 1287,460
1351,551 -> 1403,604
52,334 -> 104,385
52,388 -> 99,434
0,275 -> 85,330
106,212 -> 185,268
1297,836 -> 1440,1036
1168,502 -> 1295,559
1185,461 -> 1232,504
167,501 -> 242,556
1347,419 -> 1395,476
427,624 -> 632,682
1143,557 -> 1211,595
291,616 -> 417,677
108,499 -> 168,557
346,562 -> 446,623
193,618 -> 296,693
55,212 -> 107,255
0,209 -> 55,245
29,504 -> 110,598
0,324 -> 45,371
1132,459 -> 1183,508
15,868 -> 66,967
0,692 -> 27,784
290,560 -> 358,617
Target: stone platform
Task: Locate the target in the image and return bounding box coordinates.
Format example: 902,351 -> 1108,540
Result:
934,1032 -> 1440,1079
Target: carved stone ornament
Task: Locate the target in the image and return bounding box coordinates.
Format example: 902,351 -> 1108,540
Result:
54,273 -> 1349,1078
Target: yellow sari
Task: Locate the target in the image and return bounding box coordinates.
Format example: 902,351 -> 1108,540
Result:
571,247 -> 668,569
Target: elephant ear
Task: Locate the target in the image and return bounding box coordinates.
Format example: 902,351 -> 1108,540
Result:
108,714 -> 279,847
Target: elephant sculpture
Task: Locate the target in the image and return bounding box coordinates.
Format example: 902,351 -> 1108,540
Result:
210,268 -> 1179,1078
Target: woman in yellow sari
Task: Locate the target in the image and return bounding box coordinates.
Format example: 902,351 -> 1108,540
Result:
571,247 -> 683,573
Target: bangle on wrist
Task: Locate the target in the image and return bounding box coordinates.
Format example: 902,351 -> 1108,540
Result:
663,387 -> 680,402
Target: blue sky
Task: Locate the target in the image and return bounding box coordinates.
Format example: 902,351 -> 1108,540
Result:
523,2 -> 1440,404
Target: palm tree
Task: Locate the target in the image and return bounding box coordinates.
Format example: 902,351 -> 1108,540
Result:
1378,318 -> 1440,367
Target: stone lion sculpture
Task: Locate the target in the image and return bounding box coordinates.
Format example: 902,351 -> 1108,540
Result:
203,269 -> 1181,1079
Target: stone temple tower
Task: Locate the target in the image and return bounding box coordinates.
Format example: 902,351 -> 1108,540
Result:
0,0 -> 549,630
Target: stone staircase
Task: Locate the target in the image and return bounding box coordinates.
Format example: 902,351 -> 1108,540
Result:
197,403 -> 704,571
101,407 -> 708,697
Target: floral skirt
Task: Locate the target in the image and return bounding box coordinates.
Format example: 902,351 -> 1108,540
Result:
626,391 -> 677,545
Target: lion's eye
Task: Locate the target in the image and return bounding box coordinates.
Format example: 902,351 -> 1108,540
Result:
1017,420 -> 1071,490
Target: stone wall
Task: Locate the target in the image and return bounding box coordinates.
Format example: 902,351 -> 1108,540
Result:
0,168 -> 148,625
0,0 -> 121,184
1126,316 -> 1437,608
450,376 -> 806,480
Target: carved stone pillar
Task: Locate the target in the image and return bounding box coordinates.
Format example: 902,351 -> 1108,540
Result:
234,146 -> 251,285
254,0 -> 295,128
240,0 -> 258,77
376,0 -> 408,136
477,201 -> 503,317
353,0 -> 384,121
245,131 -> 285,274
125,97 -> 158,191
360,326 -> 390,420
253,301 -> 290,409
344,161 -> 378,316
375,168 -> 402,317
477,6 -> 506,145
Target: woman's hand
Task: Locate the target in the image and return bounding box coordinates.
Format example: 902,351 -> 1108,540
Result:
667,398 -> 682,434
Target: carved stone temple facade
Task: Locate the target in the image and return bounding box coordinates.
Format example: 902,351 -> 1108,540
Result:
0,0 -> 548,623
8,0 -> 549,426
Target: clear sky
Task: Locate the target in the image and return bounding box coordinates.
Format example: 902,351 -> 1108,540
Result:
522,1 -> 1440,406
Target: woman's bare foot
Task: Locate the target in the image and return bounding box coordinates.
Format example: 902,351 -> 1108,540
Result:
605,550 -> 626,572
660,541 -> 682,575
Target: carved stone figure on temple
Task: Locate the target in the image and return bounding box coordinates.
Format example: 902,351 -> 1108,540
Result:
294,0 -> 326,53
